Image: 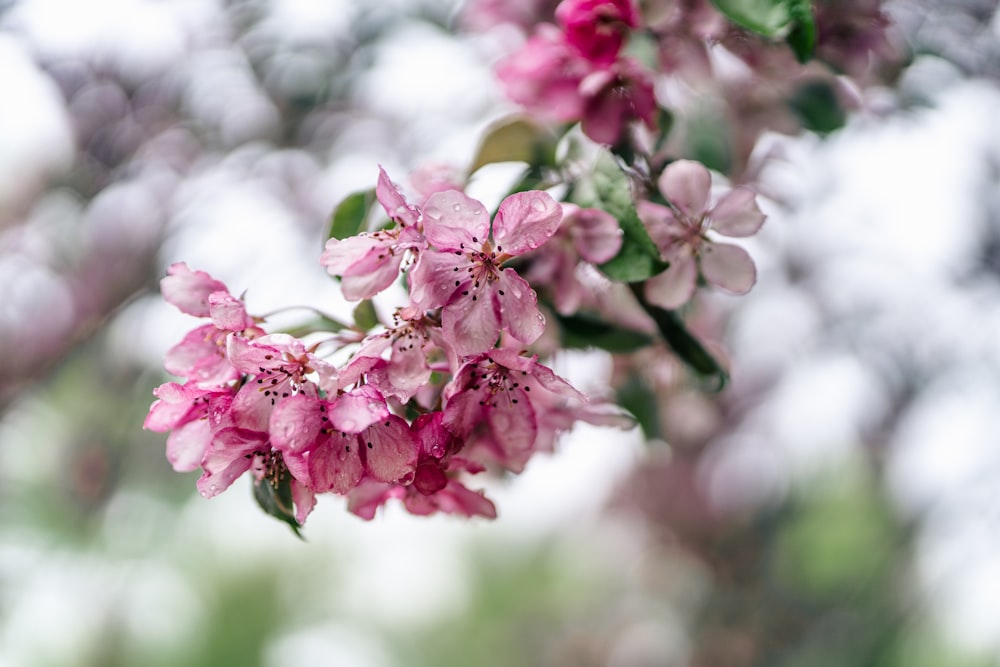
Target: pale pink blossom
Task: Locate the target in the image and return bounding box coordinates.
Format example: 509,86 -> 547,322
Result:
144,381 -> 235,472
408,189 -> 562,357
641,159 -> 765,309
443,348 -> 628,472
320,167 -> 426,301
523,203 -> 622,314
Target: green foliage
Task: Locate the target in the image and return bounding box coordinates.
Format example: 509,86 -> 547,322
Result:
556,311 -> 654,353
253,473 -> 303,539
352,299 -> 379,332
790,80 -> 847,135
615,373 -> 661,439
712,0 -> 816,61
469,116 -> 559,175
578,152 -> 668,282
327,188 -> 375,242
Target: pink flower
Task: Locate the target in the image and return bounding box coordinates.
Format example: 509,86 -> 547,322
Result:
523,203 -> 623,314
159,263 -> 261,386
442,348 -> 625,472
144,381 -> 236,472
226,333 -> 336,432
641,159 -> 765,309
497,24 -> 595,123
320,167 -> 426,301
579,57 -> 657,145
555,0 -> 639,65
269,387 -> 418,495
408,189 -> 562,357
346,412 -> 497,520
196,427 -> 316,525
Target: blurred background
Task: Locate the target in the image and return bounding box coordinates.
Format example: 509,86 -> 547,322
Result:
2,0 -> 1000,665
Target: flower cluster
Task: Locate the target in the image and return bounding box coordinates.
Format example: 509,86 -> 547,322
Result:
146,169 -> 633,529
496,0 -> 656,146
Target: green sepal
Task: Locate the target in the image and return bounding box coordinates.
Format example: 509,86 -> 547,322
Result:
469,116 -> 559,175
556,311 -> 653,353
352,299 -> 379,332
253,474 -> 303,539
327,188 -> 375,242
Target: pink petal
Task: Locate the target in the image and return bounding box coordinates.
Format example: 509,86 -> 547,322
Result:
160,262 -> 229,318
442,290 -> 500,357
291,480 -> 316,525
208,291 -> 253,331
408,249 -> 467,310
644,248 -> 697,309
422,191 -> 489,250
567,206 -> 623,263
166,419 -> 212,472
487,392 -> 538,473
376,166 -> 419,227
497,269 -> 545,345
362,415 -> 418,483
303,432 -> 364,494
269,394 -> 323,453
699,242 -> 756,295
327,386 -> 390,434
197,427 -> 265,498
492,191 -> 562,256
658,159 -> 711,220
709,187 -> 765,237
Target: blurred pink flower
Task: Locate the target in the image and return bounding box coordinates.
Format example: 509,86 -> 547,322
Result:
642,159 -> 765,309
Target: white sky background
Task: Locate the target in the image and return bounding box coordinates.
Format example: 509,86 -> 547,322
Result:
2,0 -> 1000,664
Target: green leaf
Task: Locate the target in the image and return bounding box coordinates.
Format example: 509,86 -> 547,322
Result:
579,152 -> 668,282
352,299 -> 379,332
556,311 -> 654,353
469,117 -> 558,175
253,473 -> 303,538
629,285 -> 729,389
789,80 -> 846,135
786,0 -> 816,63
616,374 -> 660,440
327,189 -> 375,242
712,0 -> 815,61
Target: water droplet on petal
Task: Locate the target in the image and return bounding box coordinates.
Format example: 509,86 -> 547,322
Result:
452,202 -> 462,212
531,197 -> 547,212
471,207 -> 482,216
199,489 -> 208,498
536,312 -> 546,324
337,448 -> 349,462
209,483 -> 218,492
425,206 -> 442,220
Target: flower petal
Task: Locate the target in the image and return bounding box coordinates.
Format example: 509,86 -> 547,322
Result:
443,290 -> 500,357
269,394 -> 323,453
567,206 -> 623,263
362,415 -> 418,484
160,262 -> 229,318
709,187 -> 766,237
644,248 -> 697,309
376,166 -> 419,227
302,432 -> 364,494
422,191 -> 489,250
407,249 -> 467,310
497,269 -> 545,345
658,159 -> 711,220
700,242 -> 757,294
492,191 -> 562,256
